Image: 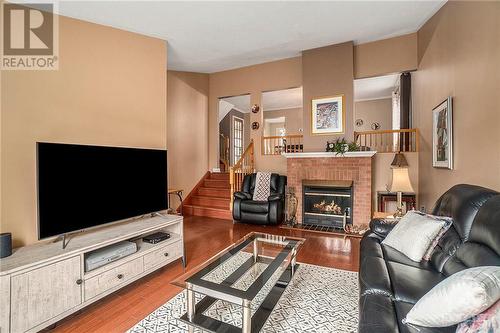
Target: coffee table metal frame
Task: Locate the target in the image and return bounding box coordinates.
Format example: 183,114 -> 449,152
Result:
178,232 -> 304,333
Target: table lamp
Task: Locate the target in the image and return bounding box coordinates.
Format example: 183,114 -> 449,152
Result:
390,153 -> 414,217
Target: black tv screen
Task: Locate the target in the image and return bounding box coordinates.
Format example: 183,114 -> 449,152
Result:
37,142 -> 168,239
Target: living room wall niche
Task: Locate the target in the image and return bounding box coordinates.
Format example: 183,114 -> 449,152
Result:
1,14 -> 167,246
167,71 -> 209,210
208,57 -> 302,173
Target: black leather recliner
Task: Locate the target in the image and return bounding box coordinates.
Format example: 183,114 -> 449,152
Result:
232,173 -> 286,225
359,184 -> 500,333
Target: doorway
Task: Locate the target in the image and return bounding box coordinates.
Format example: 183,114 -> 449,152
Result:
218,94 -> 250,171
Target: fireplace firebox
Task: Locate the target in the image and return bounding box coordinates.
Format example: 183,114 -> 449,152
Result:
302,180 -> 353,229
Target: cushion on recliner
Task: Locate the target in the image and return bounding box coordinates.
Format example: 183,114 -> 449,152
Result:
382,244 -> 433,270
467,195 -> 500,256
358,294 -> 399,333
431,184 -> 498,241
387,261 -> 446,303
240,200 -> 268,214
359,256 -> 393,297
439,195 -> 500,276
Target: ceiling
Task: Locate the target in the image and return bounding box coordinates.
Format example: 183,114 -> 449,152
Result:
54,1 -> 446,73
354,73 -> 400,102
262,87 -> 303,111
221,94 -> 251,113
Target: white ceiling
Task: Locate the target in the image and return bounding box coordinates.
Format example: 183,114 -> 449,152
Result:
220,94 -> 251,113
54,1 -> 446,73
265,116 -> 286,124
262,87 -> 302,111
354,73 -> 400,102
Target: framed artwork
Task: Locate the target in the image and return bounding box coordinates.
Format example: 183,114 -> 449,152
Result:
432,97 -> 453,169
311,95 -> 344,135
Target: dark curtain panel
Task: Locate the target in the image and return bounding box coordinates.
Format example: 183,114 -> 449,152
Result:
399,72 -> 411,151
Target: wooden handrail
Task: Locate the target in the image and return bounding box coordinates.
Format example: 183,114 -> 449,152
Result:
261,134 -> 304,155
229,139 -> 255,211
354,128 -> 419,153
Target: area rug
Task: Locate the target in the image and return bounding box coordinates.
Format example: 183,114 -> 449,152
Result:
127,256 -> 359,333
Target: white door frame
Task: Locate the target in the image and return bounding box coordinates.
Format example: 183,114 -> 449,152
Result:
231,115 -> 244,165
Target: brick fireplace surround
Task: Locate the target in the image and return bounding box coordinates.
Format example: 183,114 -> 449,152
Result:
284,152 -> 375,225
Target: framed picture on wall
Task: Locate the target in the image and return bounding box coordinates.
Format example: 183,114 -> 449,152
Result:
432,96 -> 453,169
311,95 -> 344,135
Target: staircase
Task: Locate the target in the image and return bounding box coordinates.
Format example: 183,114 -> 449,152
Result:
183,172 -> 232,220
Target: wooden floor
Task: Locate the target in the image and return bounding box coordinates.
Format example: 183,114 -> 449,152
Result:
49,216 -> 360,333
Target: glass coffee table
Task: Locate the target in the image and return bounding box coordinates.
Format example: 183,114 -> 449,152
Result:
173,232 -> 305,333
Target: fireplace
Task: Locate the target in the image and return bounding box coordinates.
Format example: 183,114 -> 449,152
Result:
302,180 -> 353,229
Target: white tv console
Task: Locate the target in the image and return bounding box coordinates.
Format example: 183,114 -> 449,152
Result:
0,214 -> 184,333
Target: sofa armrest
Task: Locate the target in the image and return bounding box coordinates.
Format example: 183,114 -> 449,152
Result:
234,191 -> 252,200
268,194 -> 283,202
369,218 -> 398,239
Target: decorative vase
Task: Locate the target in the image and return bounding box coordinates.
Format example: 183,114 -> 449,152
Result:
285,187 -> 298,226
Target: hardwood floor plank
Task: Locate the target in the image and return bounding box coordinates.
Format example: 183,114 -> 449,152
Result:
47,216 -> 360,333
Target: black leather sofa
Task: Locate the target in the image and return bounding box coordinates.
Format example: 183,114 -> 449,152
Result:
232,173 -> 286,225
359,184 -> 500,333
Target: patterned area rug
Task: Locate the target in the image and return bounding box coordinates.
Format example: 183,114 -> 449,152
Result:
128,260 -> 359,333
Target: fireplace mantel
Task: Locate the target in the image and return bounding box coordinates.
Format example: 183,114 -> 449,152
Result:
282,151 -> 377,158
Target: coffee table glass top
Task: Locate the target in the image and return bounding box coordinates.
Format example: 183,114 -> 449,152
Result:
172,232 -> 305,333
173,232 -> 304,298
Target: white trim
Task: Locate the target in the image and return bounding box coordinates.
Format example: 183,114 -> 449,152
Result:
263,105 -> 303,112
354,95 -> 392,102
282,151 -> 377,158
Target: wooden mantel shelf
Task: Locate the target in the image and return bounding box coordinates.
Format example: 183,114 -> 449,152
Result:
282,151 -> 377,158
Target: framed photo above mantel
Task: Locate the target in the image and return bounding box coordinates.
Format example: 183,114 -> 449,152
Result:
432,96 -> 453,169
311,95 -> 345,135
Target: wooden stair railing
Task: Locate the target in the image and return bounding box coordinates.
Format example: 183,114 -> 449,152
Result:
229,139 -> 255,211
354,128 -> 420,153
219,133 -> 230,172
261,135 -> 304,155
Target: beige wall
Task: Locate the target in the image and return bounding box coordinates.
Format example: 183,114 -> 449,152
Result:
208,57 -> 302,173
354,98 -> 392,132
263,107 -> 303,135
167,71 -> 209,209
354,33 -> 418,79
302,42 -> 355,150
414,1 -> 500,210
1,16 -> 167,246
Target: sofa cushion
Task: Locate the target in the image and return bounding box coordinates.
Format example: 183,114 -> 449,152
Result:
431,184 -> 498,241
358,294 -> 399,333
395,301 -> 457,333
382,244 -> 433,270
359,256 -> 393,297
382,211 -> 447,262
240,200 -> 268,213
467,195 -> 500,256
387,261 -> 446,303
429,226 -> 462,274
404,266 -> 500,328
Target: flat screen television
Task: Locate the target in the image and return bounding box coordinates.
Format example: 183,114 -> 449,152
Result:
37,142 -> 168,239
